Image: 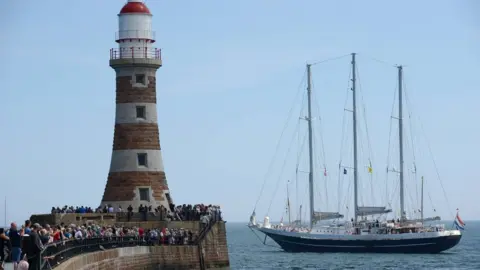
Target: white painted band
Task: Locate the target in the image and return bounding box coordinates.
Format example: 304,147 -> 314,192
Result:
109,149 -> 165,172
116,103 -> 157,124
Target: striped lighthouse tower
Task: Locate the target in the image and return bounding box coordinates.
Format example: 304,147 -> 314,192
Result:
101,0 -> 172,211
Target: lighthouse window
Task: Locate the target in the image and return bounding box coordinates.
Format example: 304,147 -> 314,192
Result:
136,106 -> 146,119
135,74 -> 146,85
139,188 -> 150,202
137,153 -> 148,167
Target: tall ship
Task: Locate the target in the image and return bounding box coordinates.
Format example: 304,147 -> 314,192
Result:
248,53 -> 463,253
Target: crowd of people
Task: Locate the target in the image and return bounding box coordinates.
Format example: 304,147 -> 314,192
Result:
1,203 -> 224,269
149,203 -> 222,222
1,220 -> 201,270
50,203 -> 223,223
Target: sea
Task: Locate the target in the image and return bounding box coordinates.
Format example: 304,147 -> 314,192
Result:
226,221 -> 480,270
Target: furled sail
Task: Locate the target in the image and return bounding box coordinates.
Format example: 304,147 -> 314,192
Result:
405,216 -> 441,223
313,211 -> 344,221
357,206 -> 392,216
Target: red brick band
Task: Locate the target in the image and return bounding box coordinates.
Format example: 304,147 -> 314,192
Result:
102,171 -> 168,202
116,76 -> 157,103
113,123 -> 161,150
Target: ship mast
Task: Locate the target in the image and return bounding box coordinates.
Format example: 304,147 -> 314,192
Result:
421,176 -> 424,222
306,64 -> 315,229
398,65 -> 406,221
287,182 -> 291,225
351,53 -> 359,223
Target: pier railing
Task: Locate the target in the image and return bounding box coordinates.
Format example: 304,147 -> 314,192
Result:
31,221 -> 221,270
38,235 -> 191,270
196,220 -> 218,270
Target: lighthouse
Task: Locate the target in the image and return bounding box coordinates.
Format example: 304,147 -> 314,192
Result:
101,0 -> 172,211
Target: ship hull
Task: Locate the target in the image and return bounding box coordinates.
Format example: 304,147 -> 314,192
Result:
256,228 -> 462,253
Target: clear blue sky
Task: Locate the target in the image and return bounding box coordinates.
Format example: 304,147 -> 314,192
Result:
0,0 -> 478,225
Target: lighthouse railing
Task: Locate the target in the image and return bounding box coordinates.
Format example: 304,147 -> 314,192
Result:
110,47 -> 161,60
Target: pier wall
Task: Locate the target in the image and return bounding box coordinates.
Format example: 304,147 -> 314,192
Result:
29,214 -> 229,270
55,245 -> 200,270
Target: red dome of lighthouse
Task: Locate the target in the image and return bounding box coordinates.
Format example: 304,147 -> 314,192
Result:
119,1 -> 151,14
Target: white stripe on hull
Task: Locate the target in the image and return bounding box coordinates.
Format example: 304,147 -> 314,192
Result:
109,149 -> 165,172
115,103 -> 158,124
278,238 -> 436,248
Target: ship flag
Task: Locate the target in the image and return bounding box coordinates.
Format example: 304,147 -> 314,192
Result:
454,209 -> 465,231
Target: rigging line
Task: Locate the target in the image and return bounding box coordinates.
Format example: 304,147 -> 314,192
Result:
309,53 -> 351,66
357,53 -> 398,68
404,135 -> 420,209
312,125 -> 329,211
337,162 -> 344,213
295,168 -> 299,221
405,128 -> 420,210
298,181 -> 310,224
311,125 -> 321,207
403,81 -> 420,209
296,131 -> 308,167
403,83 -> 453,217
425,177 -> 436,212
311,80 -> 327,164
356,110 -> 368,206
339,86 -> 350,162
339,66 -> 352,164
386,80 -> 398,206
296,130 -> 309,221
342,174 -> 353,217
388,127 -> 400,206
310,79 -> 330,210
295,92 -> 308,214
266,120 -> 302,214
297,92 -> 307,164
338,66 -> 352,212
253,69 -> 307,212
343,120 -> 354,214
389,176 -> 400,216
314,130 -> 327,210
401,82 -> 437,214
303,183 -> 309,225
248,227 -> 280,249
405,178 -> 416,217
355,63 -> 377,206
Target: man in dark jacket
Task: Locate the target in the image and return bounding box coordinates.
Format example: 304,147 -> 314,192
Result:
8,223 -> 22,266
25,223 -> 44,270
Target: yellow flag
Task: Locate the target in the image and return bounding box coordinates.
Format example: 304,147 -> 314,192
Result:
368,161 -> 373,173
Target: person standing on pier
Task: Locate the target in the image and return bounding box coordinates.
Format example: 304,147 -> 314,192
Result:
0,228 -> 9,268
9,223 -> 22,270
24,223 -> 43,270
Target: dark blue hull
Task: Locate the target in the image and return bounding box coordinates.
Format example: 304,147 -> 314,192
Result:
262,230 -> 462,253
